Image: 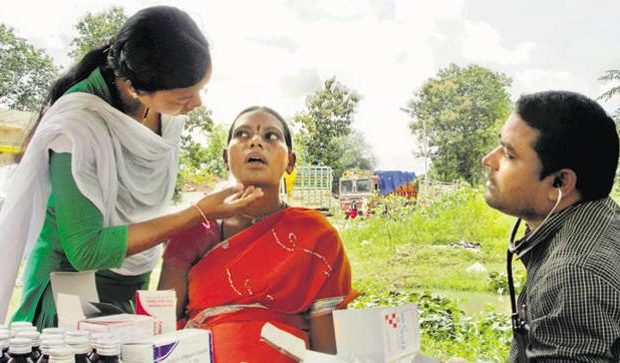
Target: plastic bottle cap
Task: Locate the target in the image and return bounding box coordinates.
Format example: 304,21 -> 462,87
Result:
96,337 -> 121,356
69,342 -> 92,355
66,335 -> 91,355
65,330 -> 90,338
90,332 -> 114,349
40,332 -> 64,343
15,330 -> 40,347
41,328 -> 65,336
40,338 -> 65,355
49,346 -> 75,363
65,335 -> 89,344
10,325 -> 37,337
9,322 -> 32,329
8,337 -> 32,355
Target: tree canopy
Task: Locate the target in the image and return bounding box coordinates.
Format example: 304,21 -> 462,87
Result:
0,24 -> 58,111
294,77 -> 371,188
405,64 -> 512,185
69,6 -> 127,61
598,69 -> 620,121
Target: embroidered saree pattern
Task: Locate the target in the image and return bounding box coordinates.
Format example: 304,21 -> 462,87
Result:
164,208 -> 356,362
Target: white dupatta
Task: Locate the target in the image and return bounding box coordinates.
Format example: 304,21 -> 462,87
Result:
0,93 -> 185,321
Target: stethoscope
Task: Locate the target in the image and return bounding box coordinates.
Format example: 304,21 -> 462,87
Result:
506,188 -> 563,339
507,218 -> 529,336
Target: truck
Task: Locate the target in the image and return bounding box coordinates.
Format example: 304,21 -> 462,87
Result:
338,169 -> 417,217
282,165 -> 334,212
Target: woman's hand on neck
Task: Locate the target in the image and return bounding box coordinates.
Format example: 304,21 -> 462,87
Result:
233,188 -> 284,222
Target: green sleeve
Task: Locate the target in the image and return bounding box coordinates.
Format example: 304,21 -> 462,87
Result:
50,152 -> 128,270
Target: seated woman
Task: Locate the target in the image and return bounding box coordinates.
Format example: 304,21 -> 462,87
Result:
158,106 -> 358,362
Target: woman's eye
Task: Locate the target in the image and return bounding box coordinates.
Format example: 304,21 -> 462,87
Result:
234,130 -> 249,138
266,132 -> 281,141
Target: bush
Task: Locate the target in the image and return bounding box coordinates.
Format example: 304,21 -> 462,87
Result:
338,184 -> 517,361
351,286 -> 512,361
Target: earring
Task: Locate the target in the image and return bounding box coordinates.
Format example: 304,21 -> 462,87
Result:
142,107 -> 150,120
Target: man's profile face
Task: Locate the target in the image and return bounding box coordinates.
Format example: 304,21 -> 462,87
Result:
481,113 -> 552,222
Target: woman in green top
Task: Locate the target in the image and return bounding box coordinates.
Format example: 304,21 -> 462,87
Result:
0,6 -> 263,329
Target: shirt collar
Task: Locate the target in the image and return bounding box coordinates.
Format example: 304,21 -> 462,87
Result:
512,201 -> 583,258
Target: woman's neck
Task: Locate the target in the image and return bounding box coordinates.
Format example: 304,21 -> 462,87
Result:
115,78 -> 160,134
228,190 -> 283,224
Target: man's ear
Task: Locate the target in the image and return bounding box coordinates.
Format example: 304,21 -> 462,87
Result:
286,152 -> 297,174
548,169 -> 578,200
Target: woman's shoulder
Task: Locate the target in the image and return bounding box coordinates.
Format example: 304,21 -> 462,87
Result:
284,207 -> 331,225
281,207 -> 340,238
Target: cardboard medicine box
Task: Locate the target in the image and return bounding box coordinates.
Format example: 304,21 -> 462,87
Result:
121,328 -> 212,363
333,303 -> 420,363
78,313 -> 154,341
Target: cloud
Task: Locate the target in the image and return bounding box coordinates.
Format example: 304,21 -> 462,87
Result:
247,35 -> 299,53
285,0 -> 372,21
278,68 -> 321,99
461,21 -> 536,65
511,68 -> 607,107
370,0 -> 396,21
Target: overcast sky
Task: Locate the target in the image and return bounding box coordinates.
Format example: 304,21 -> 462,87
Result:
1,0 -> 619,172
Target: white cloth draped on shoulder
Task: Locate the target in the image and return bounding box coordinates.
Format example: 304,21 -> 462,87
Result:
0,93 -> 185,321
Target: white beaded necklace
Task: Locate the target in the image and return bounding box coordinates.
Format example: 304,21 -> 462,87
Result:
238,201 -> 288,224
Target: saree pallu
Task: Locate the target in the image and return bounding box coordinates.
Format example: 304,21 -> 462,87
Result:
183,208 -> 357,362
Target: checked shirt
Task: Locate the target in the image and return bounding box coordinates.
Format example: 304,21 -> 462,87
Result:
510,197 -> 620,362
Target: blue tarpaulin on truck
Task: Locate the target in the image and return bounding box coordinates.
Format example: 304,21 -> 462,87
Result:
375,170 -> 416,196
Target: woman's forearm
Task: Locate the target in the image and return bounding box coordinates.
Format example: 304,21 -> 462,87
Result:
126,185 -> 263,256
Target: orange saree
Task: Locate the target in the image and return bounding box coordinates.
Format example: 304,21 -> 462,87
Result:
163,208 -> 357,362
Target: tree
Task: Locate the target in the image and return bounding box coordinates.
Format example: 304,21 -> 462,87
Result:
174,106 -> 222,199
599,69 -> 620,196
0,24 -> 58,111
180,106 -> 215,167
598,69 -> 620,121
69,6 -> 127,61
404,64 -> 512,185
337,130 -> 377,172
294,77 -> 361,189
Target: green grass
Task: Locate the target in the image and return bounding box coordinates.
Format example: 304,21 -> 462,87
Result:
335,185 -> 519,361
337,186 -> 514,293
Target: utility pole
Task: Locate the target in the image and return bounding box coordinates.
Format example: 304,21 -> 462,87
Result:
400,106 -> 429,199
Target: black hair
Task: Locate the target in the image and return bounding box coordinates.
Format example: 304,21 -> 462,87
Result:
106,6 -> 210,92
516,90 -> 619,201
227,106 -> 293,150
19,6 -> 210,160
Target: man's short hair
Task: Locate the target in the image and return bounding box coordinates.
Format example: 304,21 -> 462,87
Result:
516,90 -> 619,201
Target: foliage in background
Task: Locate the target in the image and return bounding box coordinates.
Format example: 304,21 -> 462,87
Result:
174,109 -> 225,201
404,64 -> 512,185
598,69 -> 620,122
338,185 -> 519,361
180,106 -> 215,168
351,288 -> 511,361
294,77 -> 372,190
0,24 -> 59,111
69,6 -> 127,62
336,130 -> 377,172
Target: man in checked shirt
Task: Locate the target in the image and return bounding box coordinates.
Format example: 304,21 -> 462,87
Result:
482,90 -> 620,362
